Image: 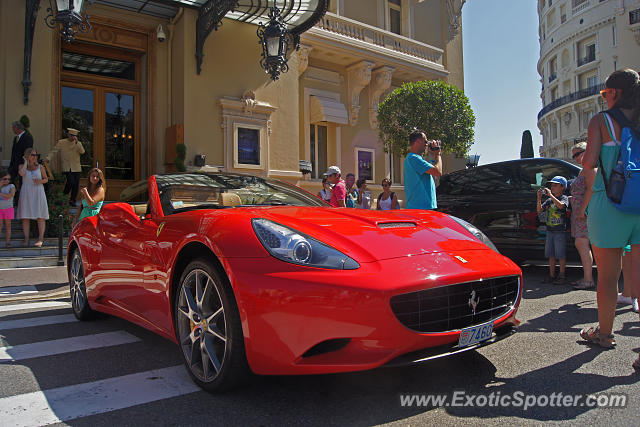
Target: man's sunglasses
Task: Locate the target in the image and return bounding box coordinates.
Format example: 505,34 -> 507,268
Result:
572,150 -> 585,159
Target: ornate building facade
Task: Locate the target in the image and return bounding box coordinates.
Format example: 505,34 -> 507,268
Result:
1,0 -> 466,201
537,0 -> 640,161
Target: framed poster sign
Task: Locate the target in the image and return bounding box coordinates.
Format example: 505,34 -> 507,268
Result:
355,148 -> 375,182
233,123 -> 264,169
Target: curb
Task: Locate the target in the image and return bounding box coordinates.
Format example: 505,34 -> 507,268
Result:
0,284 -> 69,304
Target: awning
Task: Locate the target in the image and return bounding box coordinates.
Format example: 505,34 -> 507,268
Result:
94,0 -> 327,32
92,0 -> 328,74
309,96 -> 348,125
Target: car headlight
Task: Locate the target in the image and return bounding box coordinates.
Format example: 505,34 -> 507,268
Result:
252,219 -> 360,269
450,216 -> 500,253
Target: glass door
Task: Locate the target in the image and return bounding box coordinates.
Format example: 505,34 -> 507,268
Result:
60,42 -> 141,200
105,92 -> 136,180
61,86 -> 95,175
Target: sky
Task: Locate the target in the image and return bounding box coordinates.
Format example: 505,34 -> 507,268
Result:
462,0 -> 542,165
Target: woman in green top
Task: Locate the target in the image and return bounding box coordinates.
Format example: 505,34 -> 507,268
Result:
578,69 -> 640,371
73,168 -> 105,226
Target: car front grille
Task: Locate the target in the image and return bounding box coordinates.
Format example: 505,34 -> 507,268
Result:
390,275 -> 520,333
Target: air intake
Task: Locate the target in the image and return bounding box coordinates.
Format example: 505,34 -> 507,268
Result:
301,338 -> 351,358
378,222 -> 417,229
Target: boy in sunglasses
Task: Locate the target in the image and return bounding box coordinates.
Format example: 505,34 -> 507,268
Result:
537,176 -> 570,284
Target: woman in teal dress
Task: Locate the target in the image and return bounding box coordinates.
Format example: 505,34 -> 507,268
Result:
73,168 -> 105,226
577,69 -> 640,371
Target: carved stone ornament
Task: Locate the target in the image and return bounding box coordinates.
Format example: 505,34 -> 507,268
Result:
368,66 -> 395,129
241,90 -> 257,112
298,44 -> 313,76
347,61 -> 374,126
446,0 -> 466,41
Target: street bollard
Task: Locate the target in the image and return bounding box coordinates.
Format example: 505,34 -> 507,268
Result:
57,214 -> 64,266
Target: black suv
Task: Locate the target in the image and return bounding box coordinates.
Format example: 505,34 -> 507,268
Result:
436,158 -> 581,264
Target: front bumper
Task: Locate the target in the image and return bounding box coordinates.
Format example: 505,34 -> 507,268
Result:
224,249 -> 522,375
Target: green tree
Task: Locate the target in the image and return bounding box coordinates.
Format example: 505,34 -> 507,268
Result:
520,130 -> 534,158
377,80 -> 475,157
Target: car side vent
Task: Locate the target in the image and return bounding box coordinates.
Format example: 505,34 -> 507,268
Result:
377,222 -> 417,229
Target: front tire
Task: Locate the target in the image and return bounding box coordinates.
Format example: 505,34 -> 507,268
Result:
69,249 -> 95,320
174,259 -> 251,392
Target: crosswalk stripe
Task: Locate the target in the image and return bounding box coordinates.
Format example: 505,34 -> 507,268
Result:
0,301 -> 70,314
0,331 -> 140,362
0,365 -> 199,427
0,314 -> 78,331
0,286 -> 38,297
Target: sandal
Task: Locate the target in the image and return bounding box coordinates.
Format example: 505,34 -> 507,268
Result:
542,275 -> 556,284
573,280 -> 595,290
34,240 -> 43,248
553,275 -> 567,285
579,325 -> 616,349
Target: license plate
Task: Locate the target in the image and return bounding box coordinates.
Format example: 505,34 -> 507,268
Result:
458,321 -> 494,347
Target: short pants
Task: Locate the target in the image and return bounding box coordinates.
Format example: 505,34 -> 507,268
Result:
587,191 -> 640,247
0,207 -> 14,220
545,230 -> 567,259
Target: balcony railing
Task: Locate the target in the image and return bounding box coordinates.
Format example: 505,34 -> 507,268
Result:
577,53 -> 596,67
549,73 -> 557,83
630,8 -> 640,25
572,0 -> 589,14
312,12 -> 443,65
538,83 -> 604,120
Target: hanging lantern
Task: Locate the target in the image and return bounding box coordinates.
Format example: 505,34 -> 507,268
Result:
257,6 -> 292,81
45,0 -> 92,43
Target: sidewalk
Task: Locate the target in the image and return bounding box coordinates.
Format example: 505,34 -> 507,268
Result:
0,266 -> 69,303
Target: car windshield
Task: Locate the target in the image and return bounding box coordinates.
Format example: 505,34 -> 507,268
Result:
154,173 -> 326,215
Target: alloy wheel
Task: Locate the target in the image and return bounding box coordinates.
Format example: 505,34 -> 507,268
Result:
70,252 -> 85,314
177,268 -> 227,383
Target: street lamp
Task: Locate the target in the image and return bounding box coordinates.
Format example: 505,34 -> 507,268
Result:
45,0 -> 92,43
257,6 -> 295,81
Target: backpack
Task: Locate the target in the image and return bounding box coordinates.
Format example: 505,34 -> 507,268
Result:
601,108 -> 640,214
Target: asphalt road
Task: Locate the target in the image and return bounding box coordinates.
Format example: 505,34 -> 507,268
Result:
0,266 -> 638,426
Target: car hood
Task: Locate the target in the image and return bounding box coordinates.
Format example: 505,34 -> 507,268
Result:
244,206 -> 492,263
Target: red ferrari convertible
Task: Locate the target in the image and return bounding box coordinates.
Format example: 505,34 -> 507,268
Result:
68,173 -> 523,392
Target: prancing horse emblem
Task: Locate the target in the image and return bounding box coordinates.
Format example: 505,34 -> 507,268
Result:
156,222 -> 165,237
468,290 -> 479,315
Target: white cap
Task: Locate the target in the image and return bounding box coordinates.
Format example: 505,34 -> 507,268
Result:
324,165 -> 341,176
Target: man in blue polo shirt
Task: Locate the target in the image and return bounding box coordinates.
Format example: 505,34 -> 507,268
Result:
403,130 -> 442,209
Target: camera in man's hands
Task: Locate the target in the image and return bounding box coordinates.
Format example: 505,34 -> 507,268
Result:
428,140 -> 441,151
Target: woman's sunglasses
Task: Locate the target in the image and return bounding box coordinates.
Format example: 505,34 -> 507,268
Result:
572,150 -> 585,159
599,88 -> 618,99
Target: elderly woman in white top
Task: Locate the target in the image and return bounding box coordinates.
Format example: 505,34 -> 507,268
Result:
17,147 -> 49,247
